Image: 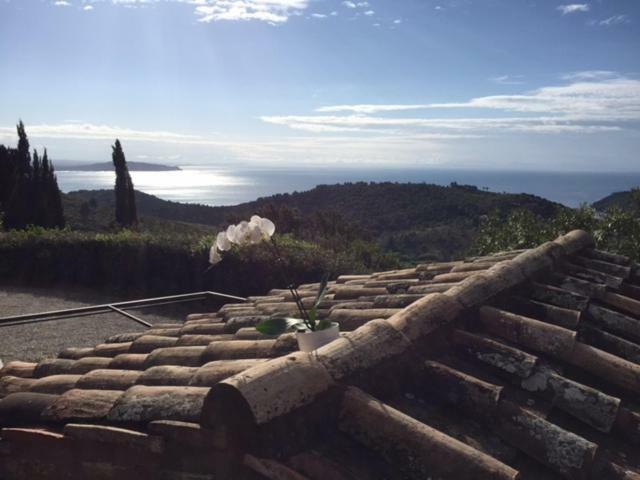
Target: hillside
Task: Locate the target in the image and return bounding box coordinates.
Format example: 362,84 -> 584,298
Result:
62,190 -> 215,236
593,189 -> 640,213
64,182 -> 564,261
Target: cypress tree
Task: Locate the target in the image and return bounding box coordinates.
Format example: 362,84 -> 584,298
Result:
44,149 -> 65,228
32,149 -> 41,178
0,145 -> 11,208
112,139 -> 137,228
31,150 -> 44,226
41,151 -> 50,226
15,120 -> 30,174
2,124 -> 65,230
4,121 -> 33,229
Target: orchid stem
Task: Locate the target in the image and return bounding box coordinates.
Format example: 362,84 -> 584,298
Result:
269,237 -> 311,328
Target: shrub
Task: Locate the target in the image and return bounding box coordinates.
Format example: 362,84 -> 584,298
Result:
0,229 -> 398,298
472,205 -> 640,261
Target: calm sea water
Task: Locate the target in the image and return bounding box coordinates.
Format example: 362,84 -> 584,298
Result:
56,166 -> 640,208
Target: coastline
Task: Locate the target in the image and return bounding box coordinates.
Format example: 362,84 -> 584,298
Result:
56,166 -> 640,208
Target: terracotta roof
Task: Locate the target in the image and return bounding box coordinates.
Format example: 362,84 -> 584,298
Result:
1,230 -> 640,479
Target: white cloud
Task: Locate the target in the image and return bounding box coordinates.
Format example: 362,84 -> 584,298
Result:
318,76 -> 640,120
0,123 -> 203,143
263,74 -> 640,137
597,14 -> 630,27
317,104 -> 431,114
393,19 -> 402,24
330,10 -> 338,16
490,75 -> 524,85
311,13 -> 326,18
262,113 -> 623,134
74,0 -> 309,24
561,70 -> 617,81
341,1 -> 368,9
557,4 -> 589,15
194,1 -> 309,24
83,5 -> 94,10
54,0 -> 71,6
363,9 -> 374,16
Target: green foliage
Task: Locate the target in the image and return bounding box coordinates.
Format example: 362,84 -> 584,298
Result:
255,317 -> 301,335
204,233 -> 392,298
1,122 -> 65,230
0,228 -> 201,296
0,229 -> 394,298
632,188 -> 640,213
473,209 -> 551,254
592,208 -> 640,259
473,203 -> 640,261
592,186 -> 640,215
65,181 -> 561,262
256,275 -> 330,334
303,272 -> 329,331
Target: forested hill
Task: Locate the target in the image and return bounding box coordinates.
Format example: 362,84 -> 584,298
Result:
592,189 -> 640,213
65,182 -> 561,232
64,182 -> 563,261
227,182 -> 562,234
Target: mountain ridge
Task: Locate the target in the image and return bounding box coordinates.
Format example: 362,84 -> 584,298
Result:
63,181 -> 564,261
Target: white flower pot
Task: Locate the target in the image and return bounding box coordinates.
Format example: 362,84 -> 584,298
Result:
296,322 -> 340,352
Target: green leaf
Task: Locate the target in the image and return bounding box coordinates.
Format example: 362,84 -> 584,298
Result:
313,273 -> 330,310
308,308 -> 317,324
316,319 -> 333,331
255,317 -> 302,336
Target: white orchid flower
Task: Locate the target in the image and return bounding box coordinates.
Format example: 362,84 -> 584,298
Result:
209,246 -> 222,265
236,221 -> 251,243
249,215 -> 276,239
247,223 -> 263,244
216,231 -> 232,251
259,217 -> 276,238
210,216 -> 278,267
226,224 -> 237,244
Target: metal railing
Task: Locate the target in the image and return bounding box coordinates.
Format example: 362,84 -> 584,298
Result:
0,291 -> 247,328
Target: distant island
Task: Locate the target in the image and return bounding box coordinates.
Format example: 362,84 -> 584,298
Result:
61,161 -> 181,172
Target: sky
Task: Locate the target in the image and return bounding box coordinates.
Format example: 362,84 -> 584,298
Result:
0,0 -> 639,171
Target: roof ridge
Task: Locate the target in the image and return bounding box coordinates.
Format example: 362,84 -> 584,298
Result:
200,230 -> 595,429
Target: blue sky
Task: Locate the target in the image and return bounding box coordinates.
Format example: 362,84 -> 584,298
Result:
0,0 -> 639,171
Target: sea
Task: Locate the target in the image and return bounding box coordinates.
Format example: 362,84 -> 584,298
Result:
55,166 -> 640,208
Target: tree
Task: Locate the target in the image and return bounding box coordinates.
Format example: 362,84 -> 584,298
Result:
112,139 -> 138,228
43,149 -> 65,228
31,149 -> 45,226
631,187 -> 640,215
1,123 -> 64,230
0,145 -> 12,207
15,120 -> 30,174
472,205 -> 640,261
4,122 -> 33,229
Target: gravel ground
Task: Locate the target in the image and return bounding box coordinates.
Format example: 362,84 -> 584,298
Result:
0,284 -> 217,363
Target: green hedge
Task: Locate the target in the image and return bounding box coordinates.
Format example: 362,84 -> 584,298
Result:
0,228 -> 397,298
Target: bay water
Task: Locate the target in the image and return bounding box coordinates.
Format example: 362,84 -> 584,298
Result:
56,166 -> 640,208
